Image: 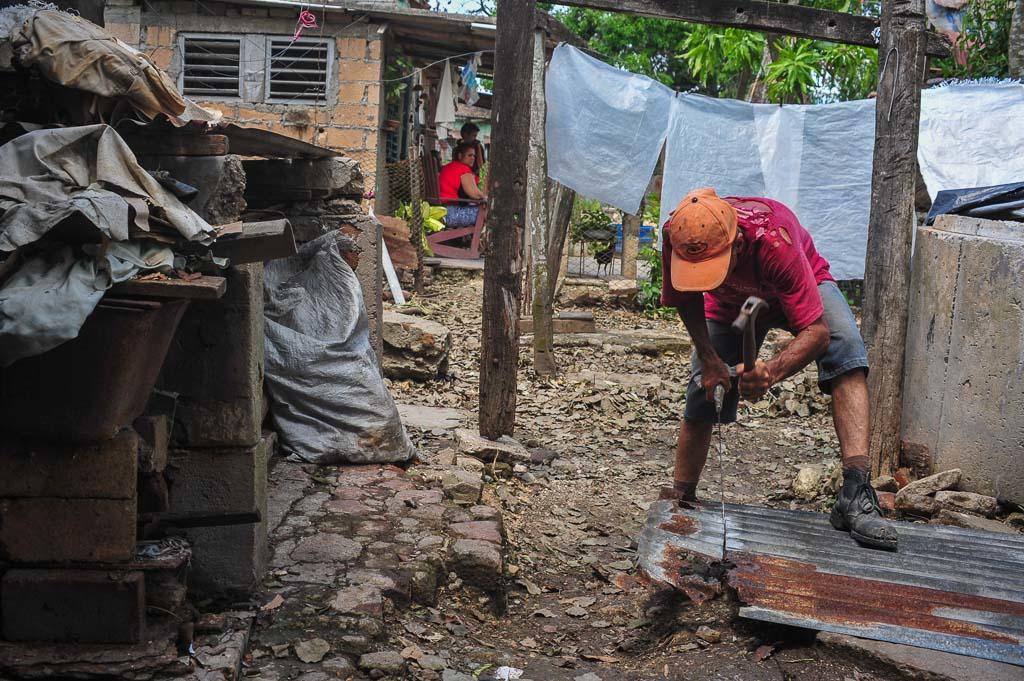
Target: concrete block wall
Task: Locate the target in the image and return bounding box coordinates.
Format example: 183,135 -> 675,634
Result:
106,1 -> 387,192
903,215 -> 1024,503
156,263 -> 269,594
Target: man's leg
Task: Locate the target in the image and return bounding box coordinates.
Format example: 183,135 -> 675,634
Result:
831,368 -> 870,472
670,418 -> 713,500
816,281 -> 897,550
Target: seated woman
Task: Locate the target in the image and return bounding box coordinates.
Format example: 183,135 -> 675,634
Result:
437,142 -> 487,228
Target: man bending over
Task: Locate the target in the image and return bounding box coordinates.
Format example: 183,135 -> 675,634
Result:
660,188 -> 896,550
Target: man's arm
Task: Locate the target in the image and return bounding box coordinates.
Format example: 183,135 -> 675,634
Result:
677,292 -> 731,399
738,316 -> 830,401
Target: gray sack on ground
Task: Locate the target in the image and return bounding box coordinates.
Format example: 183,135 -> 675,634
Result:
263,231 -> 415,464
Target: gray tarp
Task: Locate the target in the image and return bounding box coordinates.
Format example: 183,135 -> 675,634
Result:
0,241 -> 174,365
0,125 -> 215,250
263,232 -> 415,465
0,125 -> 214,365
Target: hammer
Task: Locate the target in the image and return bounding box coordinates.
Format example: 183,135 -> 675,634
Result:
731,296 -> 769,372
711,296 -> 769,413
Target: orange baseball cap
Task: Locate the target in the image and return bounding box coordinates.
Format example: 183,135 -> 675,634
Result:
666,188 -> 738,292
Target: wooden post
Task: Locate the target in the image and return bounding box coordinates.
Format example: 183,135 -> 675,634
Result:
408,141 -> 426,295
621,200 -> 643,280
479,0 -> 536,438
861,0 -> 929,477
527,30 -> 556,376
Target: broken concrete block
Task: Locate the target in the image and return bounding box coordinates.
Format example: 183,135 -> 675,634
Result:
934,490 -> 998,518
450,538 -> 503,591
242,157 -> 364,201
382,311 -> 451,381
1,569 -> 145,643
0,498 -> 135,562
454,429 -> 531,464
158,263 -> 264,448
0,430 -> 137,499
442,469 -> 483,505
138,155 -> 246,225
930,510 -> 1021,535
895,493 -> 939,518
133,414 -> 168,474
896,468 -> 961,499
872,474 -> 899,493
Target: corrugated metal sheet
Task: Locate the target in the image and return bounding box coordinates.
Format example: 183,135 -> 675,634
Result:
638,500 -> 1024,666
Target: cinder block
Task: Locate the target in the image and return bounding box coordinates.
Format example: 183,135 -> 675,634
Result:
134,415 -> 168,474
166,439 -> 267,514
1,569 -> 145,643
0,499 -> 136,563
0,430 -> 137,499
166,439 -> 268,595
158,263 -> 264,448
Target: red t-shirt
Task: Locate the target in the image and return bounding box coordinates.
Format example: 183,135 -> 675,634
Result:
660,197 -> 834,331
438,161 -> 474,202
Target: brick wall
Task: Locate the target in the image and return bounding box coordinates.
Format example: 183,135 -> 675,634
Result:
107,1 -> 387,191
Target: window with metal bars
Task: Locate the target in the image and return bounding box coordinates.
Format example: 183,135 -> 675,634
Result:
179,34 -> 242,99
265,37 -> 333,104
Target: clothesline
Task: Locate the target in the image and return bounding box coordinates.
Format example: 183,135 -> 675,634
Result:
544,45 -> 1024,280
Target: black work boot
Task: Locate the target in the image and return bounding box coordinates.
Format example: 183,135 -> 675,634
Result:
830,468 -> 898,550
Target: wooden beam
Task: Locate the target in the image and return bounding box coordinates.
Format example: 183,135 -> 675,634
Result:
527,29 -> 557,377
479,0 -> 536,438
109,275 -> 226,300
555,0 -> 950,57
861,0 -> 929,477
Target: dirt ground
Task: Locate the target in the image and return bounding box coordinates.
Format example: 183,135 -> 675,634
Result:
382,269 -> 900,681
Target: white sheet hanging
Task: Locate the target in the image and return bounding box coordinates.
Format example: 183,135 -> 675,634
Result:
434,58 -> 457,125
661,95 -> 876,281
918,81 -> 1024,200
545,44 -> 673,216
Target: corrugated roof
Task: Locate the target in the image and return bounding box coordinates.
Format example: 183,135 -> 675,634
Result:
638,500 -> 1024,666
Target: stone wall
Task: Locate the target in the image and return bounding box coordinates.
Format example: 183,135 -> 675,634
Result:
105,0 -> 387,191
903,215 -> 1024,502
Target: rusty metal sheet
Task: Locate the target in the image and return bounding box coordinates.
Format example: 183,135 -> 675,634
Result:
638,500 -> 1024,666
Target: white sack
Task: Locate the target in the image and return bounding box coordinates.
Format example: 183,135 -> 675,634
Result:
918,81 -> 1024,199
545,44 -> 673,216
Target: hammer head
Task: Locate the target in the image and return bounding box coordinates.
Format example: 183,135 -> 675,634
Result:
730,296 -> 769,336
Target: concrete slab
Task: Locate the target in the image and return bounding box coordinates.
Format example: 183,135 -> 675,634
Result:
424,257 -> 484,271
397,404 -> 468,432
818,632 -> 1024,681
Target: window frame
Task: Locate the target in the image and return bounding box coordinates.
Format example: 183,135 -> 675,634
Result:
177,32 -> 244,101
263,35 -> 334,106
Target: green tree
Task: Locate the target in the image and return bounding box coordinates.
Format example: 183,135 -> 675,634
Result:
552,1 -> 881,104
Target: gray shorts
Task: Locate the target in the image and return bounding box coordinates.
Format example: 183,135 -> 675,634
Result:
684,280 -> 868,424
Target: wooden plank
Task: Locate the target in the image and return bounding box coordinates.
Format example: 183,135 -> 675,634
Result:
555,0 -> 950,57
861,0 -> 929,477
527,29 -> 557,377
518,313 -> 597,335
121,133 -> 229,157
480,0 -> 536,438
109,275 -> 227,300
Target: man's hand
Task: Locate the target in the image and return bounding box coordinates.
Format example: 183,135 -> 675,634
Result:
736,359 -> 773,402
700,354 -> 732,402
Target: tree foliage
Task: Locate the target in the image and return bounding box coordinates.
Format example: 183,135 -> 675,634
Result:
552,1 -> 883,104
935,0 -> 1017,80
